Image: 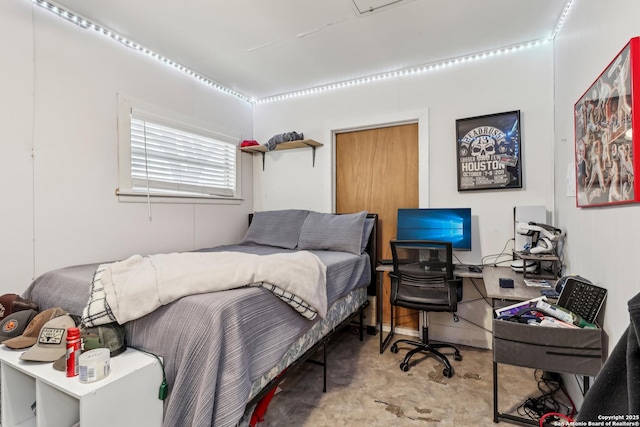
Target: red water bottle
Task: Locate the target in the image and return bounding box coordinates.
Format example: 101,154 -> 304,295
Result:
66,327 -> 81,377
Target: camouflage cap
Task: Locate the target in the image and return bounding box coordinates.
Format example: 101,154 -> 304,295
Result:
81,322 -> 127,357
52,322 -> 127,371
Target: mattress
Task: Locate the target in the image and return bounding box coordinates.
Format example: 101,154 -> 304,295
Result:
21,244 -> 371,427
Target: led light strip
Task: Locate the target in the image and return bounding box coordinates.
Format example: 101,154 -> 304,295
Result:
31,0 -> 251,103
551,0 -> 574,40
32,0 -> 574,105
257,0 -> 575,103
256,39 -> 552,104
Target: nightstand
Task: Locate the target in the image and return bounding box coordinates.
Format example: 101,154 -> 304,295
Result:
0,346 -> 163,427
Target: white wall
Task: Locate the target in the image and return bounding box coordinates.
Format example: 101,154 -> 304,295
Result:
254,44 -> 555,348
0,1 -> 254,292
554,0 -> 640,360
254,46 -> 555,268
4,0 -> 633,410
1,2 -> 35,293
251,0 -> 639,404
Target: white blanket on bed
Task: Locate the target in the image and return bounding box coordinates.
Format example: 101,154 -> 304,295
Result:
82,251 -> 327,326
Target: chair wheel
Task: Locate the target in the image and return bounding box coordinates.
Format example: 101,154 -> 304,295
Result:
443,367 -> 453,378
400,362 -> 410,372
454,353 -> 462,361
390,344 -> 398,353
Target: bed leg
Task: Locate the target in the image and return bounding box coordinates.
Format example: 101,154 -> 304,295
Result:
322,341 -> 327,393
359,309 -> 364,341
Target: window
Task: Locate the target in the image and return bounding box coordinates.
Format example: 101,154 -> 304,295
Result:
117,96 -> 240,202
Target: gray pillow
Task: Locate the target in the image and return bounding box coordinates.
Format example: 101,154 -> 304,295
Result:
297,211 -> 368,255
361,217 -> 375,254
240,209 -> 309,249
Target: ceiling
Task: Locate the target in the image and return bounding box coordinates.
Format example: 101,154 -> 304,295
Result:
47,0 -> 570,101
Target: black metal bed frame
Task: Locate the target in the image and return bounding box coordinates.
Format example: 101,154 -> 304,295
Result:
244,212 -> 378,413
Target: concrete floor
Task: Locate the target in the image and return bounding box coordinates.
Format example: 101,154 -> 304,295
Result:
259,328 -> 545,426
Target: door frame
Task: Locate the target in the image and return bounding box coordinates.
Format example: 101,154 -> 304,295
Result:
329,109 -> 429,337
324,109 -> 430,211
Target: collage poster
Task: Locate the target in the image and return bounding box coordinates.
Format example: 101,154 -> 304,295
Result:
574,42 -> 635,207
456,111 -> 522,191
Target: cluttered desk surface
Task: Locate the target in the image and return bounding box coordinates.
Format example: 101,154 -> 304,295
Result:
482,266 -> 553,302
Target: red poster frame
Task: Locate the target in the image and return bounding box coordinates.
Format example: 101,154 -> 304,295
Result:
574,37 -> 640,207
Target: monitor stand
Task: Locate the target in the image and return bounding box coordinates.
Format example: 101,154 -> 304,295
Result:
425,249 -> 445,272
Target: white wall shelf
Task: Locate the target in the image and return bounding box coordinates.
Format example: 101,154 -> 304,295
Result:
0,347 -> 163,427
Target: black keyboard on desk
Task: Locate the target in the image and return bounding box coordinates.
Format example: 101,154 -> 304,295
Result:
557,279 -> 607,324
378,259 -> 393,265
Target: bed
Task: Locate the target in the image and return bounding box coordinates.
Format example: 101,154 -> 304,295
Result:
21,209 -> 378,427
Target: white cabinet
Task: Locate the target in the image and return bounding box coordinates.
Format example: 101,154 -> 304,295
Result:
0,347 -> 163,427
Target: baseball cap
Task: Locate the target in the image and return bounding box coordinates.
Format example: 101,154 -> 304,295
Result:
20,314 -> 76,362
52,322 -> 127,371
0,309 -> 38,343
3,307 -> 67,349
240,140 -> 259,147
0,294 -> 39,321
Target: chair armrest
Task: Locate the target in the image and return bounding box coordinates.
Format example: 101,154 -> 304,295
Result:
447,278 -> 463,311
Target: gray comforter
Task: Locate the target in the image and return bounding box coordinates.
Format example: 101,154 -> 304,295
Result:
22,244 -> 371,427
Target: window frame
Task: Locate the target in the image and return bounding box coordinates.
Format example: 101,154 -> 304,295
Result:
116,94 -> 242,204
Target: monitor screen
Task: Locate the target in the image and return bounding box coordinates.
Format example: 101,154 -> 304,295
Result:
396,208 -> 472,251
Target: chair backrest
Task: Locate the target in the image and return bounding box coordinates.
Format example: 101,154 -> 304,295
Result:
390,240 -> 461,312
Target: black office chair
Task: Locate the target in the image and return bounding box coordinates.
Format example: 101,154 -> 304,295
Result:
389,240 -> 463,377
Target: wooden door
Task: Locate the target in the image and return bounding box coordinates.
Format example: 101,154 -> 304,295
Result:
336,123 -> 419,330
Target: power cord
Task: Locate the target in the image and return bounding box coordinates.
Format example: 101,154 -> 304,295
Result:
131,346 -> 169,400
453,253 -> 463,265
517,369 -> 572,421
451,313 -> 493,334
482,238 -> 515,267
469,277 -> 493,307
521,396 -> 559,420
560,379 -> 576,419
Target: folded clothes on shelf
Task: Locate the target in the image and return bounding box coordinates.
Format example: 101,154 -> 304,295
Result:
264,131 -> 304,151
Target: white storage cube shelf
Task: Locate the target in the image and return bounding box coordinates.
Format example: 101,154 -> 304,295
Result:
0,347 -> 163,427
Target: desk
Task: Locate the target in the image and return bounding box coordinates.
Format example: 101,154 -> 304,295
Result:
482,266 -> 548,304
483,267 -> 599,425
375,264 -> 482,354
483,266 -> 546,425
377,264 -> 601,424
375,264 -> 393,354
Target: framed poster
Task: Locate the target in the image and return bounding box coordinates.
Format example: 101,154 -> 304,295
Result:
456,110 -> 522,191
574,37 -> 640,207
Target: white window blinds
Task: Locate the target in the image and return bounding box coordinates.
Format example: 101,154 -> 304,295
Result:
130,116 -> 236,197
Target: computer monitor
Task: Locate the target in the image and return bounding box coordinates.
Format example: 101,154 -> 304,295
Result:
396,208 -> 472,251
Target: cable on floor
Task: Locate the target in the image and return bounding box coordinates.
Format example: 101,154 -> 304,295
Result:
516,369 -> 574,422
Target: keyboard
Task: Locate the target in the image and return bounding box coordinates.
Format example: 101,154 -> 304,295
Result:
378,259 -> 393,265
557,278 -> 607,324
